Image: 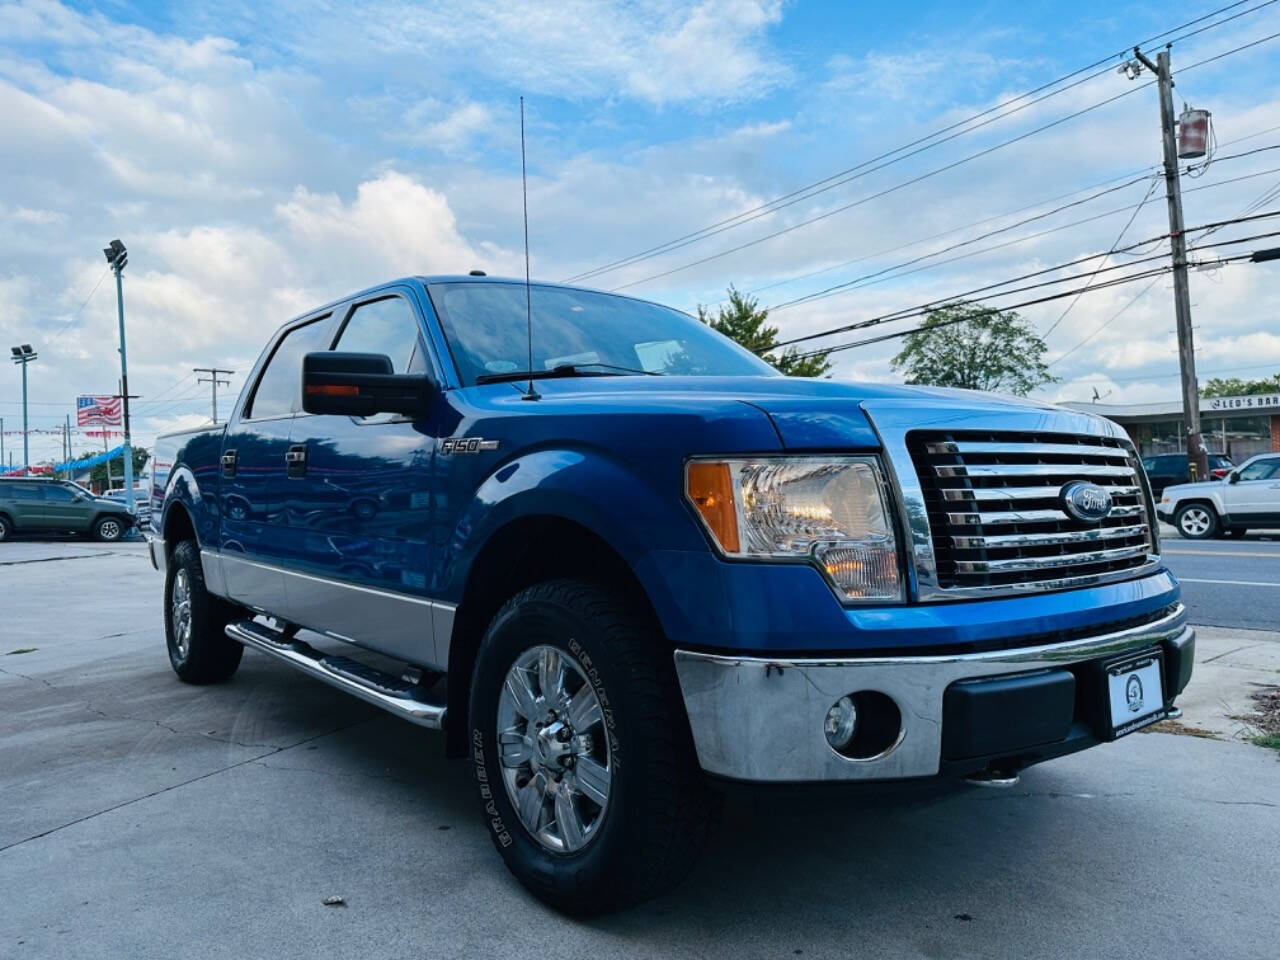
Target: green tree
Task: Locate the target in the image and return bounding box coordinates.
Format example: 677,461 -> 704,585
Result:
890,303 -> 1056,395
1201,372 -> 1280,397
698,286 -> 833,377
89,446 -> 149,490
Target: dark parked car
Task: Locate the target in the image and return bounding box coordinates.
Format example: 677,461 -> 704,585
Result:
1140,452 -> 1234,496
0,477 -> 135,541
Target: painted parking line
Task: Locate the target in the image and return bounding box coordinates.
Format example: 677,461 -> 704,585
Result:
1177,577 -> 1280,587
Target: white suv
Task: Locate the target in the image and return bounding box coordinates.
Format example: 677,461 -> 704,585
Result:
1157,453 -> 1280,539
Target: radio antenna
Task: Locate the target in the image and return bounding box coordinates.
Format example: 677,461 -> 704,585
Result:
520,96 -> 539,401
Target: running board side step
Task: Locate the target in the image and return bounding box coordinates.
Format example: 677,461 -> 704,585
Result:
225,620 -> 447,730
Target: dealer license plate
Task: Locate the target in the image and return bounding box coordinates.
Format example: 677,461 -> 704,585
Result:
1106,650 -> 1167,738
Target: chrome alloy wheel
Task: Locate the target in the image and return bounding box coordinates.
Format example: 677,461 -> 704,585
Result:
99,518 -> 122,540
171,568 -> 193,659
1179,506 -> 1212,537
496,644 -> 612,854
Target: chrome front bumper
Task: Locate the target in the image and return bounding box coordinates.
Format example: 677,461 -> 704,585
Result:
673,605 -> 1192,782
147,534 -> 166,574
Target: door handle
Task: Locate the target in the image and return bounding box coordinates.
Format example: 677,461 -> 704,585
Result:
221,449 -> 237,478
285,444 -> 308,478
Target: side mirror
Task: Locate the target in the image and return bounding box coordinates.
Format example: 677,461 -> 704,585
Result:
301,352 -> 431,418
1228,471 -> 1240,484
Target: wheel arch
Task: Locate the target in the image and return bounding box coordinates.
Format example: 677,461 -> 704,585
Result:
443,513 -> 665,758
161,499 -> 198,558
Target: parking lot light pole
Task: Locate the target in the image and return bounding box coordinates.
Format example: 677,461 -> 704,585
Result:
9,344 -> 37,476
103,239 -> 134,512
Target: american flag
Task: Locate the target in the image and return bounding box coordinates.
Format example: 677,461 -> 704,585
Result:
77,394 -> 122,427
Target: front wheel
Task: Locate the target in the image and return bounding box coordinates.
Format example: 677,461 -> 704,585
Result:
165,540 -> 243,683
94,515 -> 126,542
469,579 -> 715,914
0,515 -> 11,542
1175,503 -> 1219,540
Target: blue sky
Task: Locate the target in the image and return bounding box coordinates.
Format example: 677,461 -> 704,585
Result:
3,0 -> 1280,463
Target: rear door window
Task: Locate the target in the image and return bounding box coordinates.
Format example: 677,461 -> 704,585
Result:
2,483 -> 42,501
245,315 -> 332,420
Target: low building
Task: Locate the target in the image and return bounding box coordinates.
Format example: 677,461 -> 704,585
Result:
1064,392 -> 1280,460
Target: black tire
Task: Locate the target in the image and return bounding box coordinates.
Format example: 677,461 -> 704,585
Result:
165,539 -> 244,684
93,515 -> 127,542
0,514 -> 11,542
1174,502 -> 1219,540
469,579 -> 714,914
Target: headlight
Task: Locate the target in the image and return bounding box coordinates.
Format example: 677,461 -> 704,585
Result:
685,456 -> 902,602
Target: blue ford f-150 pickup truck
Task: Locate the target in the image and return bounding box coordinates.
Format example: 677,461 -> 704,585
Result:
149,275 -> 1193,913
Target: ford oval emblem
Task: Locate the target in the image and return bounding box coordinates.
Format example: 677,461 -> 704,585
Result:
1061,480 -> 1113,522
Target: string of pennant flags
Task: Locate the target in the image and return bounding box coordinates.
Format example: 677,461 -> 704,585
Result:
0,443 -> 128,476
1,428 -> 125,437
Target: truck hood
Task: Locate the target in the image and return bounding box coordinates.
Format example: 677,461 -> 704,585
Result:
495,376 -> 1073,450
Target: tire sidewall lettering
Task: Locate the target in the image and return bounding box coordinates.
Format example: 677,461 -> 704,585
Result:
472,727 -> 513,847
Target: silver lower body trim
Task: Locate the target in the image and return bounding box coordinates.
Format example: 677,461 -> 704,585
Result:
673,605 -> 1191,783
206,550 -> 455,671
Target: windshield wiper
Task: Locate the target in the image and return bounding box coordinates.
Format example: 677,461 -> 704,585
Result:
474,362 -> 661,385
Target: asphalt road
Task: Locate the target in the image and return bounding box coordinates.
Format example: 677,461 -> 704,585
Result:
2,541 -> 1278,960
1160,527 -> 1280,630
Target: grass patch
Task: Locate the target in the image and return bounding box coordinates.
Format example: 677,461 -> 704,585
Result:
1237,686 -> 1280,752
1144,719 -> 1220,739
5,647 -> 37,656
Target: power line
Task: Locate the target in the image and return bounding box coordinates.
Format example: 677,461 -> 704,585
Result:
1041,179 -> 1162,337
1049,277 -> 1165,367
609,26 -> 1280,297
772,214 -> 1280,355
791,233 -> 1276,364
561,1 -> 1279,286
42,267 -> 112,346
606,83 -> 1158,292
709,142 -> 1280,309
701,165 -> 1160,306
787,267 -> 1175,361
766,169 -> 1280,322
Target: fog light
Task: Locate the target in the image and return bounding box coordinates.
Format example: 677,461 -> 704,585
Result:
823,695 -> 858,751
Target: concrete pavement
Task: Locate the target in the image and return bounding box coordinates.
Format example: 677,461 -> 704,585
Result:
2,541 -> 1278,959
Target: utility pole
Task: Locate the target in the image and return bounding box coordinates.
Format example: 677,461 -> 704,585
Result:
110,380 -> 141,493
9,344 -> 37,476
1130,46 -> 1207,481
64,413 -> 72,481
1,417 -> 5,472
193,367 -> 233,423
103,239 -> 135,510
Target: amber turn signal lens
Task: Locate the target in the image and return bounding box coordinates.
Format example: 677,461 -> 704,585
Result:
686,461 -> 739,553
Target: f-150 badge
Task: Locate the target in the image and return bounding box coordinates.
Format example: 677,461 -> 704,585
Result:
440,437 -> 500,455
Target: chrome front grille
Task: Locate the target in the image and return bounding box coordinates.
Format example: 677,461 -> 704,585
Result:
908,431 -> 1156,592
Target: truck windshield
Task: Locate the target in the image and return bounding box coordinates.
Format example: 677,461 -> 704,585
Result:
427,281 -> 778,385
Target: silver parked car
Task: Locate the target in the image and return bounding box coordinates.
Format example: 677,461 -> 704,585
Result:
1156,453 -> 1280,538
